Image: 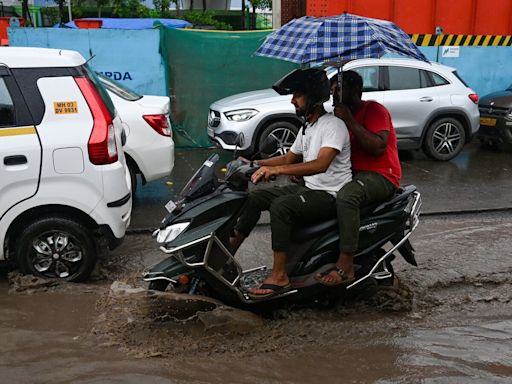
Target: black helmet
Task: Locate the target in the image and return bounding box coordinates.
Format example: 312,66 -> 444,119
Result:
273,68 -> 330,106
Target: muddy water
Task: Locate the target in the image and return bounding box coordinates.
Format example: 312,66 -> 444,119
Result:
1,212 -> 511,383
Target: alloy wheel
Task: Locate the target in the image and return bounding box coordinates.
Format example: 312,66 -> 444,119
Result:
31,231 -> 84,278
431,122 -> 462,156
266,127 -> 297,157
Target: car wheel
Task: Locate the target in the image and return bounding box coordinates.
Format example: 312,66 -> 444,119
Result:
422,117 -> 466,161
258,121 -> 299,158
16,217 -> 97,282
128,163 -> 137,197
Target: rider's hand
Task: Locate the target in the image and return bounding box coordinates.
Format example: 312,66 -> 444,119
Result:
333,103 -> 353,123
251,166 -> 278,184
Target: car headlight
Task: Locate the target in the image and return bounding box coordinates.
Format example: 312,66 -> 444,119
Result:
154,222 -> 190,244
224,109 -> 258,122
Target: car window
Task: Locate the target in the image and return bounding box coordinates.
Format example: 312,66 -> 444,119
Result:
452,71 -> 470,88
0,77 -> 15,127
388,66 -> 428,90
81,65 -> 117,118
429,71 -> 450,86
96,72 -> 142,102
352,66 -> 380,92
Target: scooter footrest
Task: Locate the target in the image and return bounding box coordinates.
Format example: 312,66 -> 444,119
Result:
371,271 -> 393,280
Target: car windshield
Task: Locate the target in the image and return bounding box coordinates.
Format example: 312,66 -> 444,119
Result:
96,72 -> 142,101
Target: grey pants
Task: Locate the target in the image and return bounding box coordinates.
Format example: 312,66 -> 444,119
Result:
337,171 -> 396,253
235,184 -> 336,252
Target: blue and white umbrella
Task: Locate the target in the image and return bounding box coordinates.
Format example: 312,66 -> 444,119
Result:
255,13 -> 428,64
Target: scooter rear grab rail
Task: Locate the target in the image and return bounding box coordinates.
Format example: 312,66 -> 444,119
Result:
346,190 -> 422,290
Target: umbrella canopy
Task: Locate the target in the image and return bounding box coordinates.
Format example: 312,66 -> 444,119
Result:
255,13 -> 428,64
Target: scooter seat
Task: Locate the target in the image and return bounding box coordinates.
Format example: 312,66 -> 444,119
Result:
291,185 -> 417,243
292,218 -> 338,242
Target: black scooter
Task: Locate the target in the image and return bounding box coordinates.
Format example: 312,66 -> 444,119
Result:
143,153 -> 421,310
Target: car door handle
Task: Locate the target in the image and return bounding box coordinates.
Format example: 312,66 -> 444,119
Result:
419,97 -> 434,102
4,155 -> 28,166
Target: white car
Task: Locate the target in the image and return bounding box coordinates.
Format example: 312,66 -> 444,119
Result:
97,73 -> 175,196
208,58 -> 480,161
0,47 -> 131,281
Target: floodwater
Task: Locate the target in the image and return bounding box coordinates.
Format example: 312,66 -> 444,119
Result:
1,212 -> 511,383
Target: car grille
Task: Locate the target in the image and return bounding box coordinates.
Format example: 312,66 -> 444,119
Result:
208,109 -> 221,127
478,105 -> 509,116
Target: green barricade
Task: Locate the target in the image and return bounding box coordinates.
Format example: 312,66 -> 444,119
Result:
159,27 -> 298,148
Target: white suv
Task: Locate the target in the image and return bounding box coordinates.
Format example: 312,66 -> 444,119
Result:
0,47 -> 132,281
208,58 -> 480,161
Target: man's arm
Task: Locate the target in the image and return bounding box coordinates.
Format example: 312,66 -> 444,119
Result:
252,147 -> 338,183
334,104 -> 388,156
256,150 -> 302,167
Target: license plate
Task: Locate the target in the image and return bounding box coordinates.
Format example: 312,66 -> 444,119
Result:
165,199 -> 177,213
480,117 -> 497,127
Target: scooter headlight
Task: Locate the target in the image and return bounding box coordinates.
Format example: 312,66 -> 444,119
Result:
155,222 -> 190,244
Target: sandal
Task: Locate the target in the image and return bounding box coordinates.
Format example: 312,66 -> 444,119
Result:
315,266 -> 355,287
247,283 -> 292,300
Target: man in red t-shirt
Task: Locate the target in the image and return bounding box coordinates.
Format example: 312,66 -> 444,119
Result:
316,70 -> 401,286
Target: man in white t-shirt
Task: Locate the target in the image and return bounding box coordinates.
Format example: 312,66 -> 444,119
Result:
229,68 -> 352,300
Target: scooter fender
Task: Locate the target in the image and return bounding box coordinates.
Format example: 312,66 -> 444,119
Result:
144,253 -> 199,282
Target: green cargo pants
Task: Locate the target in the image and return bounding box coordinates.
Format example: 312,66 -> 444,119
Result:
235,184 -> 336,252
337,171 -> 396,253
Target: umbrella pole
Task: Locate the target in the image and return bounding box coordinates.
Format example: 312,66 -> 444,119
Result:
336,64 -> 343,105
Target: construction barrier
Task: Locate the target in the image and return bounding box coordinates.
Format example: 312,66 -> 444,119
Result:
159,27 -> 297,147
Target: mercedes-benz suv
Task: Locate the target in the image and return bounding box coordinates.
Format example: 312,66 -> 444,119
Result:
208,58 -> 480,161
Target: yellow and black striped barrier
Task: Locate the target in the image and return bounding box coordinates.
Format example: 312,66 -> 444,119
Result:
410,34 -> 512,47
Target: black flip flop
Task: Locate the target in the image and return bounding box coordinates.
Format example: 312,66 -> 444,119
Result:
314,266 -> 355,287
247,283 -> 292,300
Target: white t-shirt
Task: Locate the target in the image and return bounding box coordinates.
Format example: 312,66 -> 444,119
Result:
290,113 -> 352,195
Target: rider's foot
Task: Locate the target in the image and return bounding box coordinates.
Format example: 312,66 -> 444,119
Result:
315,263 -> 355,286
249,275 -> 290,296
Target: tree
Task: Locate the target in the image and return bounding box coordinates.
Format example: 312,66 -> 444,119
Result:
248,0 -> 272,29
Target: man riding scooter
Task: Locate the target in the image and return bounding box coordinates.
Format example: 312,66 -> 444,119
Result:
229,68 -> 352,300
316,70 -> 402,286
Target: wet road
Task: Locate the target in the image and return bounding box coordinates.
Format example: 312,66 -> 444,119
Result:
1,143 -> 511,383
0,211 -> 511,383
130,142 -> 512,230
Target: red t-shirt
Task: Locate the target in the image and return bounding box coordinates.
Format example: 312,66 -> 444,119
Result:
351,100 -> 401,187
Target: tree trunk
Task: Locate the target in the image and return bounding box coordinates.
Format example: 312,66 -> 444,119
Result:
203,0 -> 206,11
190,0 -> 194,10
241,0 -> 245,30
251,4 -> 256,29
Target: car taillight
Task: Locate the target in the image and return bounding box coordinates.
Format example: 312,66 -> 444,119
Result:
75,76 -> 118,165
143,114 -> 172,137
468,93 -> 479,104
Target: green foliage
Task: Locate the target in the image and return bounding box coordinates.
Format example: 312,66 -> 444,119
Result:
112,0 -> 150,18
180,10 -> 232,30
41,6 -> 60,26
152,0 -> 173,18
249,0 -> 272,10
